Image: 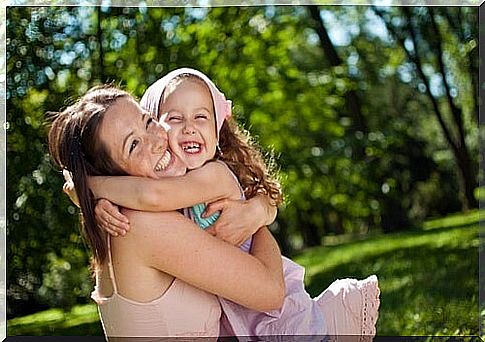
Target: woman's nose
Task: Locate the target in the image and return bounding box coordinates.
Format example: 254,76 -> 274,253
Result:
150,124 -> 168,152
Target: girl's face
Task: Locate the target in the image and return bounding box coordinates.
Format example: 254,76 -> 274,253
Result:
160,79 -> 218,170
99,96 -> 187,179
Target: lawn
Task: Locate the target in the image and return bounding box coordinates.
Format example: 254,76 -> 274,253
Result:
8,210 -> 480,336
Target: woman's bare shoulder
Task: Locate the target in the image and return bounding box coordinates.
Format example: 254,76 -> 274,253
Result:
121,208 -> 187,227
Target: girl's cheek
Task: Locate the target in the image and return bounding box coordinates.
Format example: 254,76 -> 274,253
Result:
167,130 -> 176,142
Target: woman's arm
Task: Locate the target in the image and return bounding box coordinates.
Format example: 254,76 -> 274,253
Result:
90,162 -> 238,212
125,209 -> 285,312
204,195 -> 278,246
95,192 -> 277,239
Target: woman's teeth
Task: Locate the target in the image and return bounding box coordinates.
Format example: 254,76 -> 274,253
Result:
181,142 -> 201,154
155,151 -> 171,171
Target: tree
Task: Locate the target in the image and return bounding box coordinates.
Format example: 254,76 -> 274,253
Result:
372,6 -> 478,210
6,6 -> 477,315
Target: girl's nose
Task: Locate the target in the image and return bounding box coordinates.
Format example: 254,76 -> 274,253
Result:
183,122 -> 196,135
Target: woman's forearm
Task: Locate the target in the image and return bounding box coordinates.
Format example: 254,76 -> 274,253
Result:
128,210 -> 285,311
248,227 -> 285,308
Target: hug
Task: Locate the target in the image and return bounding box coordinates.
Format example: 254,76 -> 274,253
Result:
48,68 -> 380,340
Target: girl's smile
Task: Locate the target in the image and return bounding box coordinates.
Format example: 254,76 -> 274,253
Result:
160,78 -> 218,170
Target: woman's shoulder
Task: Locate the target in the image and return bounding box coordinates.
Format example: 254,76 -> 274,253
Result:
117,209 -> 202,257
120,208 -> 188,231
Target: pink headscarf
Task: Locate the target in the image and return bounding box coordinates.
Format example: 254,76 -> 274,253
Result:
140,68 -> 232,137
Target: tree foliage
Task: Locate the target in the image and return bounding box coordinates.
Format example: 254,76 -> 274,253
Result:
6,6 -> 478,316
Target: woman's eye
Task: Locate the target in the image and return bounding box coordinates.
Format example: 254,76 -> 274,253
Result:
129,140 -> 139,154
146,118 -> 153,129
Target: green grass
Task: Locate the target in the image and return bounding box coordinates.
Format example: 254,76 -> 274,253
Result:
294,210 -> 480,336
8,210 -> 481,336
8,303 -> 103,335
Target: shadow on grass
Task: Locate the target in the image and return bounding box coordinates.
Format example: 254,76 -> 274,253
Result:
305,240 -> 478,336
296,223 -> 478,270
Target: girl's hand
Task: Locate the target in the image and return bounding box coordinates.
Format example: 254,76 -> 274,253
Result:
205,196 -> 275,246
95,199 -> 130,237
62,169 -> 80,207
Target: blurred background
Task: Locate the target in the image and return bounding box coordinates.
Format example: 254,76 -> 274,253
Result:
6,5 -> 481,336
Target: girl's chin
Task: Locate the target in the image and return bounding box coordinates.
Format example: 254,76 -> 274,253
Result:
180,151 -> 211,169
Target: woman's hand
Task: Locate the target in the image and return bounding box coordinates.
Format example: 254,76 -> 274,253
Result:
204,195 -> 277,246
95,199 -> 130,237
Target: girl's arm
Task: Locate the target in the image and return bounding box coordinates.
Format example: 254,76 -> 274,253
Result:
90,161 -> 239,212
95,193 -> 277,239
125,209 -> 285,312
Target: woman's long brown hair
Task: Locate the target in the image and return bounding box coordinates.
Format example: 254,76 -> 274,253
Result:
48,85 -> 130,266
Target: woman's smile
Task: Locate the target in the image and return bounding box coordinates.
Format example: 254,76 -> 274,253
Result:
155,150 -> 172,172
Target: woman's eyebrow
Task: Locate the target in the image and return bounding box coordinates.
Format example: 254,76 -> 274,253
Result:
122,131 -> 134,154
122,115 -> 144,154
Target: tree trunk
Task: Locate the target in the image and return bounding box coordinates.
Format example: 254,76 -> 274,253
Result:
455,145 -> 478,209
273,220 -> 293,257
440,7 -> 479,125
307,6 -> 369,143
298,210 -> 321,247
427,8 -> 477,209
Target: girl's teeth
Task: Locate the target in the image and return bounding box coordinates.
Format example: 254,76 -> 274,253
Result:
182,143 -> 201,153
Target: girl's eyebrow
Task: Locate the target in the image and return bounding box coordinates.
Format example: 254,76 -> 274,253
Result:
194,106 -> 211,112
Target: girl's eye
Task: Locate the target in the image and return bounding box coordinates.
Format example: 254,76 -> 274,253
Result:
196,113 -> 208,119
129,140 -> 139,154
168,116 -> 182,122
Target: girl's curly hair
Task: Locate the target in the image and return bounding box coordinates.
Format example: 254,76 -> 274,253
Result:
218,118 -> 283,206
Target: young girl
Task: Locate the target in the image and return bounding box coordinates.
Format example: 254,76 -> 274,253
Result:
90,68 -> 380,338
51,86 -> 286,339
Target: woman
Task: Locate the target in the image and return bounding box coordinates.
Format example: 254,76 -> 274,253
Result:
48,85 -> 285,339
89,68 -> 379,338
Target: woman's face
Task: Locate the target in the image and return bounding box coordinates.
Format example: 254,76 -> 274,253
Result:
99,96 -> 187,179
160,79 -> 218,170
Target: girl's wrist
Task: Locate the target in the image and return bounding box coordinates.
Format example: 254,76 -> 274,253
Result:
256,194 -> 277,226
247,195 -> 275,234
